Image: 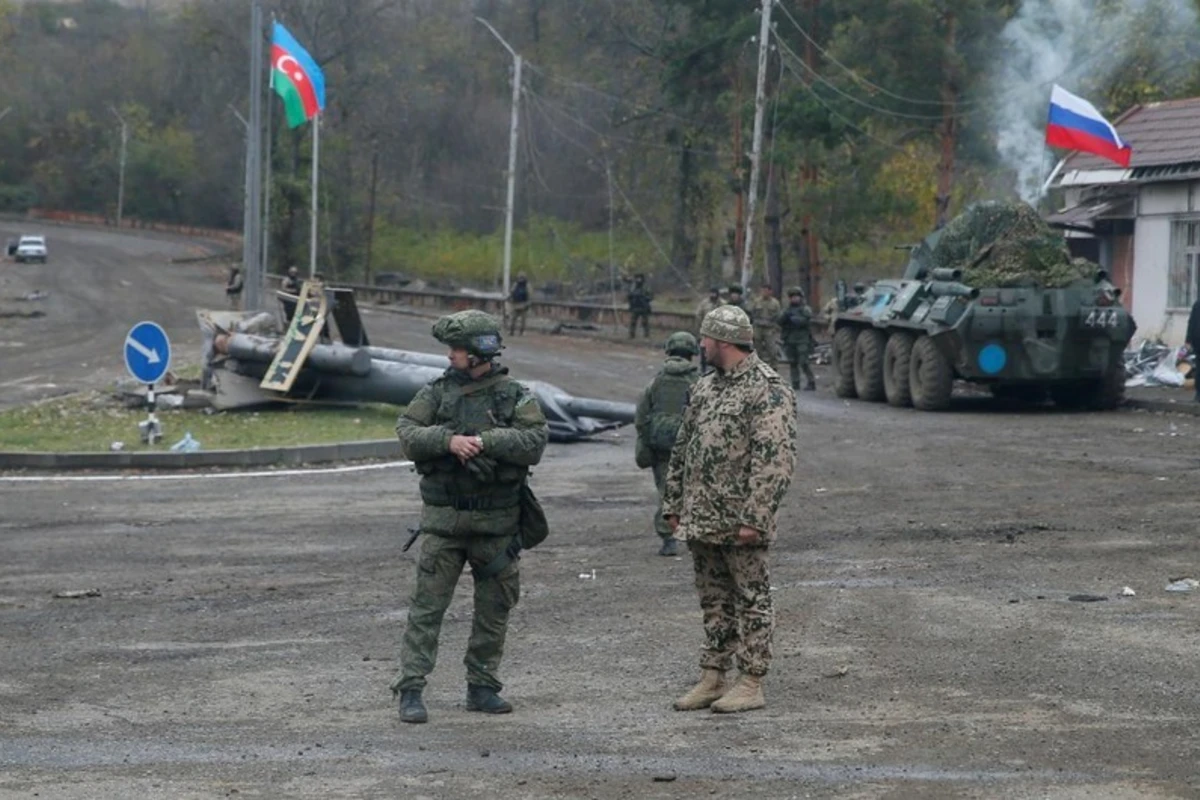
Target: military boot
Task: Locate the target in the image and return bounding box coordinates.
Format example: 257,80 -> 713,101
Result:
658,537 -> 679,557
466,684 -> 513,714
672,669 -> 726,711
710,674 -> 765,713
398,689 -> 428,724
805,381 -> 816,391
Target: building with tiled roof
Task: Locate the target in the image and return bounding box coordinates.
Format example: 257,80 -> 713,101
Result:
1050,96 -> 1200,346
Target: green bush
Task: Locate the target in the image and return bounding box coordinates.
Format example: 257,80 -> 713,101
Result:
0,184 -> 38,212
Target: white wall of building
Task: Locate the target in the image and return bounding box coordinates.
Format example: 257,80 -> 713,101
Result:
1130,182 -> 1196,345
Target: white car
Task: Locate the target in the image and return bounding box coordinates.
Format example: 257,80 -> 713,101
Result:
15,235 -> 47,263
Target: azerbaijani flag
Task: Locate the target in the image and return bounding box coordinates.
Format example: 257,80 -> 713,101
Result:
271,22 -> 325,129
1045,84 -> 1132,168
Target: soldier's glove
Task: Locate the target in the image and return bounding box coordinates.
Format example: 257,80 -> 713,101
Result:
465,454 -> 498,483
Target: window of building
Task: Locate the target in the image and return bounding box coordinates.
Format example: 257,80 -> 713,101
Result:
1168,220 -> 1200,308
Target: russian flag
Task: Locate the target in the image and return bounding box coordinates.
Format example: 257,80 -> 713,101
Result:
1046,85 -> 1132,168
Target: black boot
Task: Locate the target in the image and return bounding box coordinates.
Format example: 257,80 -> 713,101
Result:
658,537 -> 679,557
398,689 -> 428,724
466,684 -> 513,714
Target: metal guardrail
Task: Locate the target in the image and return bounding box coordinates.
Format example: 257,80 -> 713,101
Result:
269,275 -> 700,334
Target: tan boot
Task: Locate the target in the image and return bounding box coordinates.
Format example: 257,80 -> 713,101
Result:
710,674 -> 765,713
672,669 -> 727,711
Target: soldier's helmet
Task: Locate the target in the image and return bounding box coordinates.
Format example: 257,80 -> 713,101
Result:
700,305 -> 754,346
709,286 -> 721,295
853,281 -> 866,292
664,331 -> 699,358
727,283 -> 744,295
516,272 -> 527,282
788,286 -> 805,298
432,310 -> 504,359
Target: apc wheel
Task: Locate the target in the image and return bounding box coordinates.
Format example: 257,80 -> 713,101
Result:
853,329 -> 887,402
909,335 -> 953,411
832,327 -> 859,398
883,332 -> 914,407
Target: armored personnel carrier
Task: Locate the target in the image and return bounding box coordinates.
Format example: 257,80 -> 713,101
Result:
831,201 -> 1135,411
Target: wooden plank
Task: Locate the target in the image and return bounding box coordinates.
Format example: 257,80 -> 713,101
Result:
260,281 -> 328,393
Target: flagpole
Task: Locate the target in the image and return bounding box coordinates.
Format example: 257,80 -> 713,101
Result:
310,112 -> 319,279
261,15 -> 275,290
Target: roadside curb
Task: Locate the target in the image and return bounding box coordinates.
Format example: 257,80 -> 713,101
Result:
1125,397 -> 1200,416
0,439 -> 402,472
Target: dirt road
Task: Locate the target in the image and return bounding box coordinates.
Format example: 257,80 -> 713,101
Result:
2,228 -> 1200,798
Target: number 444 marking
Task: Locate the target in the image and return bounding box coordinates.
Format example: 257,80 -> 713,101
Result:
1084,308 -> 1121,328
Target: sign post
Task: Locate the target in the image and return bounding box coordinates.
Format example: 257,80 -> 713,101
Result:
124,321 -> 172,445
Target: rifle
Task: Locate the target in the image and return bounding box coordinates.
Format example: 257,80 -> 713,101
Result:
402,527 -> 422,552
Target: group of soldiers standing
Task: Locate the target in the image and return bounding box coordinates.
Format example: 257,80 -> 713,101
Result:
694,282 -> 816,393
391,298 -> 799,723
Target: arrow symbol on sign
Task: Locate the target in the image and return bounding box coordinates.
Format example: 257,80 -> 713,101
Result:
125,335 -> 161,364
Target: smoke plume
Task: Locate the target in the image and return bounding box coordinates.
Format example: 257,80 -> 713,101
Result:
993,0 -> 1199,202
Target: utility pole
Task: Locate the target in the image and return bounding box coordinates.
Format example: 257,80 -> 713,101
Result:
740,0 -> 774,289
109,106 -> 128,228
934,12 -> 958,230
799,0 -> 821,306
476,16 -> 522,305
243,0 -> 265,309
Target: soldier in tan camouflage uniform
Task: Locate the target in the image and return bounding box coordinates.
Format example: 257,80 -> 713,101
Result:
694,287 -> 723,335
663,305 -> 798,714
750,284 -> 781,369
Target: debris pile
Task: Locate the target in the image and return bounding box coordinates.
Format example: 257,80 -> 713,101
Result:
1123,340 -> 1192,388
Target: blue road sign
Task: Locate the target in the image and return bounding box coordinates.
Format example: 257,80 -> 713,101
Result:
124,321 -> 171,384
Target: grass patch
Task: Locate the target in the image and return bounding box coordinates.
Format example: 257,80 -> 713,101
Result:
0,392 -> 402,453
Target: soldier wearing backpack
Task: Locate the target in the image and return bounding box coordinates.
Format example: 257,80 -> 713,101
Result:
635,331 -> 700,556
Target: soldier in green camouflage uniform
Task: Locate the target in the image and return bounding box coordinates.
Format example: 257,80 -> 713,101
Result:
635,332 -> 701,557
779,287 -> 816,391
391,310 -> 549,723
750,285 -> 781,369
627,274 -> 653,339
725,283 -> 746,311
663,305 -> 798,714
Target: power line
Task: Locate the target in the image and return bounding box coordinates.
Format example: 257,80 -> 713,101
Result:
777,56 -> 911,153
774,34 -> 967,122
774,0 -> 973,109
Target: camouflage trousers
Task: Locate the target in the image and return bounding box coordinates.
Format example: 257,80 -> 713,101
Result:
687,541 -> 774,676
783,341 -> 815,389
508,303 -> 529,336
754,331 -> 781,370
392,533 -> 520,694
652,460 -> 672,539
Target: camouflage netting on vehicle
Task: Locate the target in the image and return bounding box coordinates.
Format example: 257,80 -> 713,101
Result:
919,201 -> 1094,289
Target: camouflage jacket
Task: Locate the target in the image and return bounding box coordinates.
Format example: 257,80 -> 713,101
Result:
628,286 -> 653,313
635,356 -> 700,464
750,296 -> 782,332
778,303 -> 814,346
662,352 -> 797,546
397,365 -> 548,537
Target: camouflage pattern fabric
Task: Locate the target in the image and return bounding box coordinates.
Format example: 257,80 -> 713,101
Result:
393,359 -> 548,696
750,295 -> 782,369
689,541 -> 773,676
913,201 -> 1092,289
635,355 -> 700,539
694,297 -> 723,335
662,352 -> 798,545
392,533 -> 520,693
779,302 -> 815,390
397,366 -> 548,537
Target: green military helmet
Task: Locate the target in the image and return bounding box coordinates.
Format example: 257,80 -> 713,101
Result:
664,331 -> 699,358
788,286 -> 805,298
727,283 -> 744,295
431,309 -> 504,359
700,305 -> 753,346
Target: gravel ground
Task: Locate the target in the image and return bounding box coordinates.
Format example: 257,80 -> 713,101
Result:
1,226 -> 1199,798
